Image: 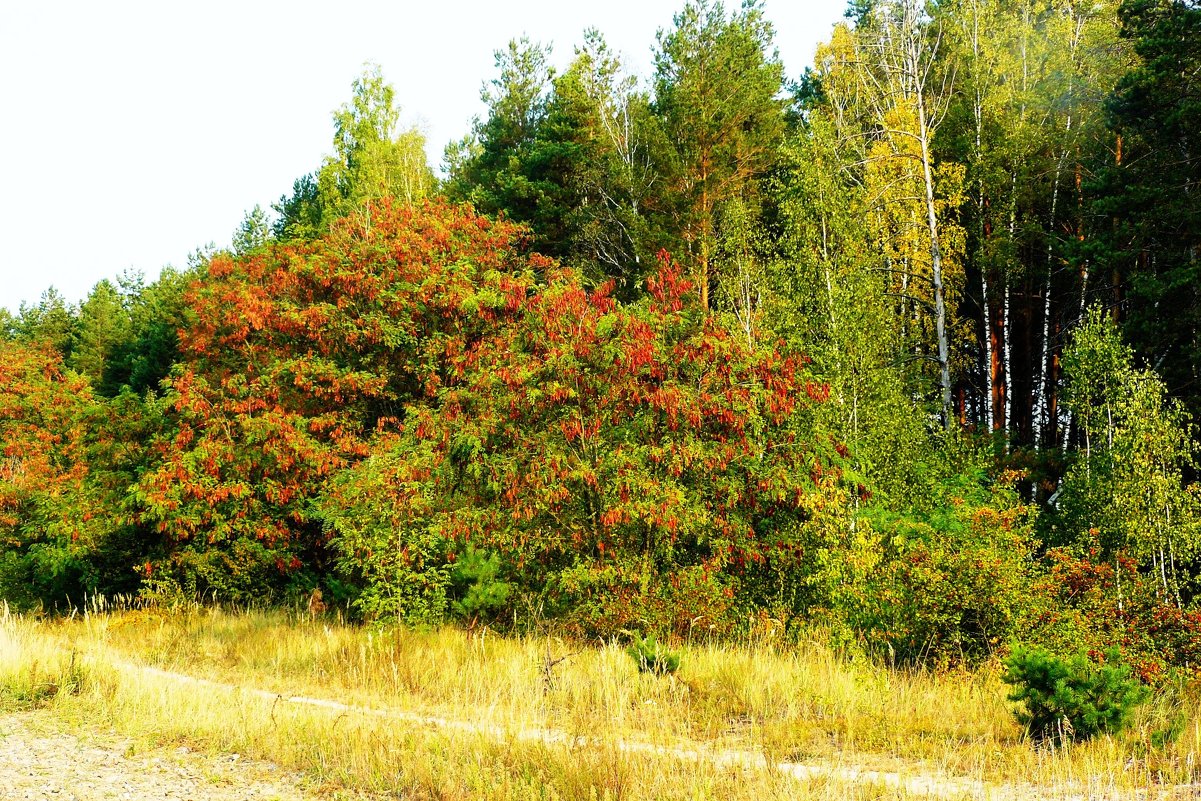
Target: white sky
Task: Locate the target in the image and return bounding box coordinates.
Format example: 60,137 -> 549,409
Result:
0,0 -> 846,313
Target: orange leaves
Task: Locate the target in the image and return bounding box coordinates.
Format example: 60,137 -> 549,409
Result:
0,340 -> 104,570
137,200 -> 549,582
645,250 -> 694,312
338,241 -> 828,627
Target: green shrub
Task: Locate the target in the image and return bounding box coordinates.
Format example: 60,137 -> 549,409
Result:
449,547 -> 512,623
1002,646 -> 1150,743
626,633 -> 681,676
848,458 -> 1040,667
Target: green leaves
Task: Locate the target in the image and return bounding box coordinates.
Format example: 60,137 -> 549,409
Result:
1056,308 -> 1200,598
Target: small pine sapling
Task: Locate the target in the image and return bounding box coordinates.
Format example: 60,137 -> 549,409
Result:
450,547 -> 512,625
626,632 -> 681,676
1002,646 -> 1150,743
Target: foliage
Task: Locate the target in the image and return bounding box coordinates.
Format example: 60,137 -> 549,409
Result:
324,251 -> 828,635
626,632 -> 681,675
844,441 -> 1040,666
1002,646 -> 1150,743
0,342 -> 107,607
1054,308 -> 1200,601
134,200 -> 541,603
1029,545 -> 1201,685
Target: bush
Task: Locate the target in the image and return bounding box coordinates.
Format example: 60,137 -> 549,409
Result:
449,547 -> 512,624
1028,545 -> 1201,683
1002,646 -> 1150,743
626,633 -> 681,676
324,251 -> 823,635
846,451 -> 1040,667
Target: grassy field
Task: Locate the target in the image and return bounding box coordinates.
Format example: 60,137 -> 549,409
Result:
1,601 -> 1198,799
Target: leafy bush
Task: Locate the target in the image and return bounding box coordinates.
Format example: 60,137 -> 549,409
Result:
626,633 -> 681,676
324,251 -> 826,634
0,341 -> 121,609
136,201 -> 541,606
1002,646 -> 1150,743
845,446 -> 1040,666
1027,544 -> 1201,684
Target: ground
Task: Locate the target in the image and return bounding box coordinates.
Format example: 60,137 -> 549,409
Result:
0,712 -> 351,801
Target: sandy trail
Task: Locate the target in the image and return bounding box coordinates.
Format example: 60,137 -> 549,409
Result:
98,659 -> 1197,801
0,711 -> 334,801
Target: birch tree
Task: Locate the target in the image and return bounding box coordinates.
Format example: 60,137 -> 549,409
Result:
855,0 -> 965,427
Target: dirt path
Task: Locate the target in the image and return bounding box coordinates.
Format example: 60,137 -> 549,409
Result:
3,656 -> 1194,800
0,711 -> 341,801
113,660 -> 1195,801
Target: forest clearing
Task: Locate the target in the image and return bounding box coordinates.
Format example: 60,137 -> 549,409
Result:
3,0 -> 1201,797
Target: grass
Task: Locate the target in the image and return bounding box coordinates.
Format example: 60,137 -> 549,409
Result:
3,599 -> 1200,799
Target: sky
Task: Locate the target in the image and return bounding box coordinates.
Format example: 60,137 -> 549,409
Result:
0,0 -> 847,313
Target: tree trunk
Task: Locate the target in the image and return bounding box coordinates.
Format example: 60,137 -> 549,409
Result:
1033,155 -> 1064,451
917,91 -> 953,427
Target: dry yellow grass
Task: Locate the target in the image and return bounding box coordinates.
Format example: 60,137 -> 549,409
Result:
2,600 -> 1198,799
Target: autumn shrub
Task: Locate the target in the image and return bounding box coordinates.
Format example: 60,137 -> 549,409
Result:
132,200 -> 544,603
1027,544 -> 1201,683
1002,646 -> 1149,743
322,252 -> 829,634
0,341 -> 118,609
553,560 -> 739,637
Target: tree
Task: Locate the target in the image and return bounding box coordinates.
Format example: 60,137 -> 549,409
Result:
1096,0 -> 1201,418
272,174 -> 325,241
444,38 -> 578,256
858,0 -> 966,427
941,0 -> 1122,448
771,109 -> 925,503
1056,307 -> 1200,603
557,30 -> 676,296
14,287 -> 76,359
99,266 -> 198,398
274,65 -> 434,241
69,280 -> 130,388
653,0 -> 787,311
232,205 -> 271,256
